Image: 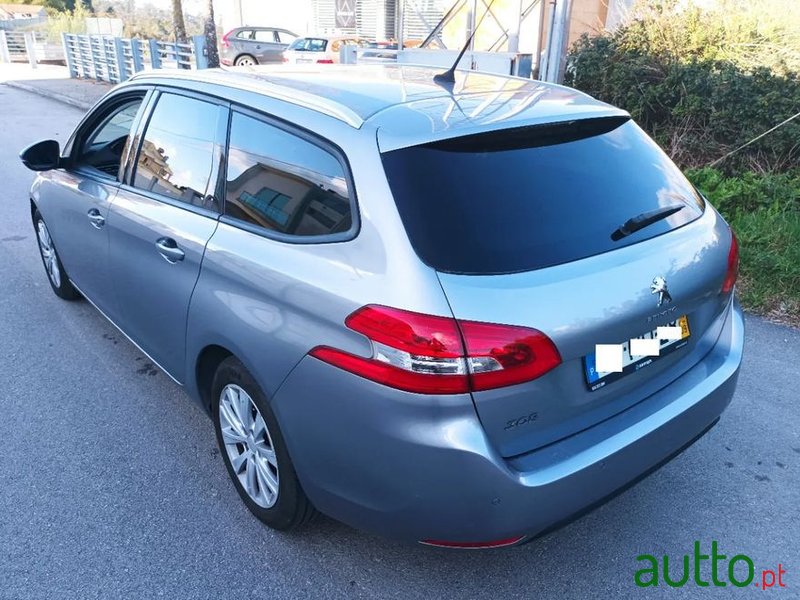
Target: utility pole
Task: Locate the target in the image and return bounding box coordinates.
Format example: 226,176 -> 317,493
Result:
541,0 -> 572,83
508,0 -> 523,53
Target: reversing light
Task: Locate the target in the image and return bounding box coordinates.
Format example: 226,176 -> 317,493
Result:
309,305 -> 562,394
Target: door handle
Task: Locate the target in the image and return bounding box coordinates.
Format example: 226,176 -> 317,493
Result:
155,237 -> 185,263
87,208 -> 105,229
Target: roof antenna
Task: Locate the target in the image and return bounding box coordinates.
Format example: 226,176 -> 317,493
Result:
433,0 -> 498,86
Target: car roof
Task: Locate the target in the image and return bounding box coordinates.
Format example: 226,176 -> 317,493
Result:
127,64 -> 627,151
235,26 -> 295,33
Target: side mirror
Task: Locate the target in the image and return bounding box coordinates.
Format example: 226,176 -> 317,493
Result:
20,139 -> 62,171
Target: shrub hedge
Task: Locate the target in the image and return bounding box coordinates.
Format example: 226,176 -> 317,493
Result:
565,2 -> 800,174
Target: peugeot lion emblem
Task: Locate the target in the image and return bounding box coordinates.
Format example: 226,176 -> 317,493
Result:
651,276 -> 672,307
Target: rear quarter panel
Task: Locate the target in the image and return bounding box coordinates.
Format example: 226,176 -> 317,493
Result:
184,110 -> 451,409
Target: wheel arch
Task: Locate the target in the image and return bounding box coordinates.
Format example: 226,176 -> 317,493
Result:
195,344 -> 234,413
234,53 -> 257,65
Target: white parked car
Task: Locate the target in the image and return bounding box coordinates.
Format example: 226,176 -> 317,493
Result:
282,36 -> 368,64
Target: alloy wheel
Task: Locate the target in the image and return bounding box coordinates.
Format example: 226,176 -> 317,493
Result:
218,383 -> 280,508
36,220 -> 61,289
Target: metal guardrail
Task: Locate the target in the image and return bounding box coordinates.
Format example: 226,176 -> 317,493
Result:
62,33 -> 209,84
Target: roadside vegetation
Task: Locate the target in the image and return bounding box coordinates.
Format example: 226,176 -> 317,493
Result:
566,0 -> 800,325
34,1 -> 206,42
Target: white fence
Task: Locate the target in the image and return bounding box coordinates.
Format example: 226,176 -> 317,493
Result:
62,33 -> 209,84
0,30 -> 62,67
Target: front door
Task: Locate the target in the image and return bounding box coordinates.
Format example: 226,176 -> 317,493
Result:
44,92 -> 148,317
108,91 -> 227,381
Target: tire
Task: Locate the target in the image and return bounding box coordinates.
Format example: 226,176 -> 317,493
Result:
212,356 -> 317,530
33,210 -> 80,301
234,54 -> 257,67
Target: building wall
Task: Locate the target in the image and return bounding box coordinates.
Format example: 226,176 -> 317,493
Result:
568,0 -> 635,45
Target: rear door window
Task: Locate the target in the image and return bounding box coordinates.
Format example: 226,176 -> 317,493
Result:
381,118 -> 705,274
224,111 -> 353,239
132,92 -> 224,211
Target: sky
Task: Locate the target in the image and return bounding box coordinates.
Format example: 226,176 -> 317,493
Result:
136,0 -> 208,17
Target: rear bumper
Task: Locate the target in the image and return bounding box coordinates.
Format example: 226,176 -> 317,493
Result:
271,299 -> 744,543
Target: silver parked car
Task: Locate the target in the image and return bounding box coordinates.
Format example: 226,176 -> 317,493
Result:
21,65 -> 743,548
220,26 -> 297,66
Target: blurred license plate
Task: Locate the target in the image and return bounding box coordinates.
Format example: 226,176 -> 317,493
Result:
583,316 -> 690,391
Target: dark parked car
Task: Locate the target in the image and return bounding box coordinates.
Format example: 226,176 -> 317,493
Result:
220,27 -> 298,66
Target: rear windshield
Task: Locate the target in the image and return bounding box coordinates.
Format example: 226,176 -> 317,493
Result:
381,118 -> 705,275
288,38 -> 327,52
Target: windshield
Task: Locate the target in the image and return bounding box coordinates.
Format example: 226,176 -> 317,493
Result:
380,118 -> 705,275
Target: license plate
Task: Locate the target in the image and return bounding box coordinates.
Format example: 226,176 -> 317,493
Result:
583,316 -> 691,391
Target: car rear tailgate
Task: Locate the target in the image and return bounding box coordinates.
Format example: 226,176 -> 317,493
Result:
437,207 -> 734,457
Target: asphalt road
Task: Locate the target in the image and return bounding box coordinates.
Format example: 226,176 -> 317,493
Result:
0,85 -> 798,600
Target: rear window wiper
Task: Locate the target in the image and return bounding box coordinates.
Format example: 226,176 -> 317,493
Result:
611,204 -> 684,241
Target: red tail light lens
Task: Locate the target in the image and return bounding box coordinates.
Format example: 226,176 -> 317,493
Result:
316,58 -> 334,64
221,30 -> 234,48
459,321 -> 562,391
345,306 -> 462,358
310,305 -> 561,394
722,230 -> 739,294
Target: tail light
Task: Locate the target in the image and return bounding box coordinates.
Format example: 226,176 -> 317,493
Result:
221,30 -> 234,48
721,229 -> 739,294
316,58 -> 334,64
309,305 -> 562,395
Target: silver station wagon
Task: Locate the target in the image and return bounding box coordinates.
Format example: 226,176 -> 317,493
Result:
21,65 -> 743,548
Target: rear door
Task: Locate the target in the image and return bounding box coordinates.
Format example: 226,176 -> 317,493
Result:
252,29 -> 284,63
231,29 -> 253,59
381,118 -> 736,457
107,90 -> 227,381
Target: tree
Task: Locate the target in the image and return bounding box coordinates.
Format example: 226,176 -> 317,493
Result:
171,0 -> 187,43
204,0 -> 219,68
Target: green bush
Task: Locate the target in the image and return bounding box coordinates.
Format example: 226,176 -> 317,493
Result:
565,1 -> 800,173
687,168 -> 800,322
687,167 -> 800,214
